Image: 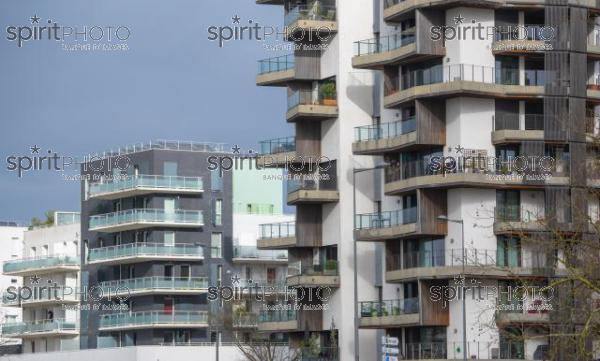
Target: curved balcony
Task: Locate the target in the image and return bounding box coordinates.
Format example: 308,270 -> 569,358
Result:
284,3 -> 337,39
354,208 -> 418,242
3,254 -> 79,276
353,31 -> 444,70
87,175 -> 203,200
287,174 -> 339,205
97,277 -> 208,297
383,0 -> 504,23
358,298 -> 420,328
353,117 -> 417,155
99,311 -> 208,331
257,221 -> 297,249
386,248 -> 553,282
287,260 -> 339,288
384,64 -> 547,108
89,209 -> 203,232
492,113 -> 544,144
384,160 -> 570,196
1,319 -> 78,338
233,246 -> 288,263
492,26 -> 550,55
257,136 -> 297,167
287,89 -> 338,122
257,309 -> 298,332
88,243 -> 204,266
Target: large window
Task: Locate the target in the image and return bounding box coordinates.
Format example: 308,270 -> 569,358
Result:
211,233 -> 222,258
214,199 -> 223,226
497,236 -> 521,267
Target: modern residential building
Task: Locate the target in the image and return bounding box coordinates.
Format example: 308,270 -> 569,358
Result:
255,1 -> 380,360
0,221 -> 26,354
230,167 -> 293,340
79,140 -> 234,348
350,1 -> 599,360
1,212 -> 80,354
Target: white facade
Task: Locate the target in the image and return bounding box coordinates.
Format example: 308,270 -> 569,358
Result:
0,224 -> 26,347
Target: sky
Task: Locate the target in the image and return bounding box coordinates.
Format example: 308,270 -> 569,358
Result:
0,0 -> 293,222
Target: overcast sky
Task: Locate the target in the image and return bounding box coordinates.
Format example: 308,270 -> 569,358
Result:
0,0 -> 292,222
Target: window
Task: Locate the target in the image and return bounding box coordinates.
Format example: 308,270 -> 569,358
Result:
164,161 -> 178,176
211,233 -> 222,258
211,171 -> 223,191
214,199 -> 223,226
180,265 -> 190,280
165,265 -> 173,278
164,232 -> 175,247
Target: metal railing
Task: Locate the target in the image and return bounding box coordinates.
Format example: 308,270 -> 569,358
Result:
355,208 -> 417,230
258,309 -> 297,323
359,298 -> 419,317
259,136 -> 296,155
97,277 -> 208,293
288,260 -> 338,277
389,64 -> 550,95
1,319 -> 77,336
284,2 -> 337,26
233,245 -> 288,261
494,113 -> 544,131
89,209 -> 203,229
91,140 -> 227,159
88,243 -> 204,262
89,175 -> 203,197
354,31 -> 416,56
288,87 -> 337,110
99,311 -> 208,329
494,205 -> 545,223
258,54 -> 295,75
383,0 -> 402,9
233,312 -> 258,328
287,172 -> 337,193
354,117 -> 416,142
402,342 -> 525,360
259,221 -> 296,239
3,254 -> 79,274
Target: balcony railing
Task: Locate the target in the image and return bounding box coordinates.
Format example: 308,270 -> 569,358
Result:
233,312 -> 258,328
233,246 -> 288,261
1,319 -> 77,336
94,140 -> 227,159
354,31 -> 416,56
97,277 -> 208,294
355,208 -> 417,230
389,64 -> 549,96
494,114 -> 544,131
288,88 -> 337,110
288,260 -> 338,277
88,175 -> 203,197
383,0 -> 401,9
3,254 -> 79,274
287,172 -> 337,193
403,342 -> 525,360
99,311 -> 208,329
359,298 -> 419,318
259,221 -> 296,239
88,243 -> 203,262
89,209 -> 203,230
494,205 -> 546,223
258,54 -> 295,75
260,136 -> 296,155
284,2 -> 337,27
354,117 -> 416,142
258,309 -> 297,323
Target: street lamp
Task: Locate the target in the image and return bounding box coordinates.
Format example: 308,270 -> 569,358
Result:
352,164 -> 387,361
438,215 -> 466,361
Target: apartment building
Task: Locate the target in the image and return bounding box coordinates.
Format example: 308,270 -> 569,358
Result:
0,221 -> 26,354
230,167 -> 293,339
1,212 -> 80,354
349,1 -> 600,360
255,1 -> 379,360
79,140 -> 234,348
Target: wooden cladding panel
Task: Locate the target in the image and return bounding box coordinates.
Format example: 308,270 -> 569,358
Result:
417,189 -> 447,235
296,204 -> 322,247
415,99 -> 445,145
419,280 -> 449,326
294,49 -> 321,80
296,122 -> 321,157
415,9 -> 444,56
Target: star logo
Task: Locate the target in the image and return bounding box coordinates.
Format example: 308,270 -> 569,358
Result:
30,275 -> 41,284
454,145 -> 464,154
30,145 -> 40,154
454,14 -> 465,24
231,274 -> 240,284
231,145 -> 241,154
232,15 -> 241,24
30,15 -> 40,24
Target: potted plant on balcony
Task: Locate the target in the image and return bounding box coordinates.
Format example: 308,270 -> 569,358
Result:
324,259 -> 338,275
320,82 -> 337,106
